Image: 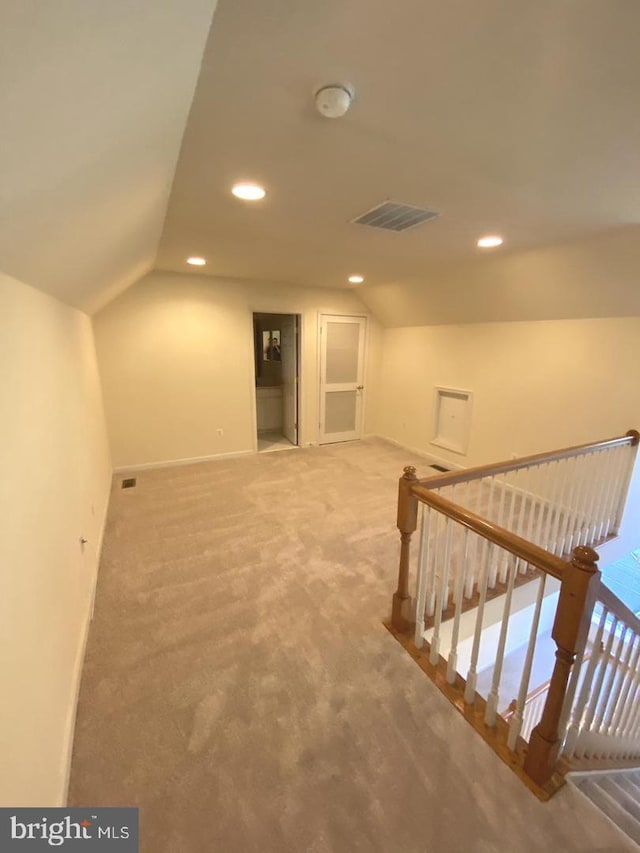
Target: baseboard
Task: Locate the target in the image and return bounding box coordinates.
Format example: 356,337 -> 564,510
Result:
366,434 -> 466,473
113,448 -> 254,474
60,603 -> 92,806
58,481 -> 111,806
60,484 -> 110,806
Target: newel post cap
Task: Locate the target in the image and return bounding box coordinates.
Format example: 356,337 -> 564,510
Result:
402,466 -> 417,481
571,545 -> 600,573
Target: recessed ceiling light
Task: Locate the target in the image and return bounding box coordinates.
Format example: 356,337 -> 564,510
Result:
477,235 -> 503,248
232,182 -> 266,201
186,256 -> 207,266
348,274 -> 364,284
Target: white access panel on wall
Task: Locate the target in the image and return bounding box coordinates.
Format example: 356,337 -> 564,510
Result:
319,314 -> 367,444
432,386 -> 473,455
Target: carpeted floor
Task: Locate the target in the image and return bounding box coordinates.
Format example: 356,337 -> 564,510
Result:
68,438 -> 636,852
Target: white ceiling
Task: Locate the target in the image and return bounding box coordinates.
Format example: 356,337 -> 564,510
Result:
0,0 -> 219,312
3,1 -> 640,322
157,0 -> 640,306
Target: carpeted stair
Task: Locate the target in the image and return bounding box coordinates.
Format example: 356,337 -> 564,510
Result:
572,770 -> 640,848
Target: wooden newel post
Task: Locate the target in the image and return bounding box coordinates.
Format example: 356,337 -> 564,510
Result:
524,545 -> 600,786
391,466 -> 419,633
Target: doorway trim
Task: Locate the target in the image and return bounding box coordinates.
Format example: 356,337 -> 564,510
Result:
249,308 -> 303,453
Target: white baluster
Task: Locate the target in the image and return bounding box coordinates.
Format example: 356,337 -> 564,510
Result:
613,443 -> 637,534
578,451 -> 600,545
464,542 -> 495,704
626,686 -> 640,743
485,553 -> 518,726
582,451 -> 604,547
495,475 -> 508,583
575,615 -> 618,757
589,450 -> 609,544
525,464 -> 539,546
594,622 -> 627,736
517,466 -> 533,573
601,446 -> 625,539
589,449 -> 606,539
413,504 -> 430,649
499,469 -> 518,582
571,452 -> 592,549
464,532 -> 476,600
507,572 -> 547,750
619,648 -> 640,738
620,676 -> 640,756
604,627 -> 634,735
443,484 -> 457,607
425,501 -> 439,617
591,447 -> 610,542
532,462 -> 549,548
485,478 -> 499,589
612,634 -> 640,736
563,606 -> 607,757
447,528 -> 470,684
465,481 -> 481,597
557,456 -> 579,557
541,460 -> 560,551
429,517 -> 453,666
548,457 -> 569,554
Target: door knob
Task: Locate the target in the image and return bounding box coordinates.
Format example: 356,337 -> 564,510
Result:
356,385 -> 364,390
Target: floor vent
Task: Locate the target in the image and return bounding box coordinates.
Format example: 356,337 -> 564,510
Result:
121,478 -> 137,489
430,464 -> 450,472
351,200 -> 439,232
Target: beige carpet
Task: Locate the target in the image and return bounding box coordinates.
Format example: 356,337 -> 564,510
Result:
68,438 -> 635,852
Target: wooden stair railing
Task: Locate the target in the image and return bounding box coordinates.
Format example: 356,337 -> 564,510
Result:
388,430 -> 640,795
562,585 -> 640,768
504,651 -> 595,742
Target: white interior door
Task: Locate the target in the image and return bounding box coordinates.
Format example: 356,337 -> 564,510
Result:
280,314 -> 298,445
319,314 -> 366,445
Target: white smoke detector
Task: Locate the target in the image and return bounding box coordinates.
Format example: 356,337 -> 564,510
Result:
315,84 -> 353,119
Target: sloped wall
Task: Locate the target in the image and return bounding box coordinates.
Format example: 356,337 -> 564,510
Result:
0,273 -> 112,805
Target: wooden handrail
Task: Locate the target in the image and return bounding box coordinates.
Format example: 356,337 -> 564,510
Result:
389,430 -> 640,791
416,430 -> 640,490
597,582 -> 640,634
411,484 -> 567,580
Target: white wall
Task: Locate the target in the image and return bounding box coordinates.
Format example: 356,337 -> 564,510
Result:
362,226 -> 640,327
0,272 -> 112,806
376,317 -> 640,469
94,271 -> 380,469
0,0 -> 219,312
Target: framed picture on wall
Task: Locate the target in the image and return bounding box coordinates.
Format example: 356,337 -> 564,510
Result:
263,330 -> 281,361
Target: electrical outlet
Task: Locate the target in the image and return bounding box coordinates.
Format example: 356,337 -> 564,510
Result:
217,428 -> 224,438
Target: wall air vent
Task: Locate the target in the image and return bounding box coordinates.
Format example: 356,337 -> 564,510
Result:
122,478 -> 137,489
351,200 -> 439,232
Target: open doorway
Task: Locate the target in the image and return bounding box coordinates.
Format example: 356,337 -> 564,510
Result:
252,312 -> 300,453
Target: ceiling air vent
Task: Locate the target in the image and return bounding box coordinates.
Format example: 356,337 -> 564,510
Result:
351,200 -> 439,232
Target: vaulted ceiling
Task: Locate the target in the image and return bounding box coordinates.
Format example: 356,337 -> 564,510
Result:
2,0 -> 640,323
0,0 -> 219,312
